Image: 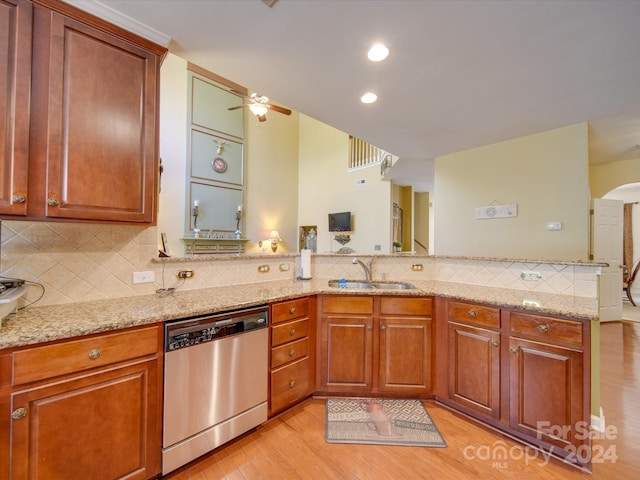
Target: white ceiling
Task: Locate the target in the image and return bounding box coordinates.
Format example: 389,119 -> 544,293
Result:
71,0 -> 640,192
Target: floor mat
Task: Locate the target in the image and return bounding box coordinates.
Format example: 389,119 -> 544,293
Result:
325,398 -> 446,447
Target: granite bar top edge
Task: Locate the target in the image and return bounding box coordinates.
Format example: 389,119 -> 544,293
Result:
0,279 -> 599,350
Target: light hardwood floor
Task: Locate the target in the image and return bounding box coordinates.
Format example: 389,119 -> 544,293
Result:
165,321 -> 639,479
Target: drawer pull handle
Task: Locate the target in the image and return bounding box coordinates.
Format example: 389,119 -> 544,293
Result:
47,197 -> 59,207
289,380 -> 296,388
12,194 -> 26,204
290,328 -> 296,336
468,310 -> 477,318
88,348 -> 101,360
510,346 -> 519,354
289,349 -> 296,356
491,340 -> 499,348
290,307 -> 296,314
537,324 -> 549,333
12,407 -> 27,420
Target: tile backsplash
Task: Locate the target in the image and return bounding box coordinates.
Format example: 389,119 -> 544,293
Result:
0,221 -> 600,307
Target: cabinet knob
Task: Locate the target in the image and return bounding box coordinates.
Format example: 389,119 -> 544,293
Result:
537,324 -> 549,333
468,310 -> 477,318
289,380 -> 296,388
380,324 -> 387,330
510,346 -> 519,354
12,194 -> 26,204
289,349 -> 296,356
12,407 -> 27,420
290,328 -> 296,336
289,307 -> 296,314
367,324 -> 373,331
88,348 -> 101,360
47,197 -> 60,207
491,340 -> 499,348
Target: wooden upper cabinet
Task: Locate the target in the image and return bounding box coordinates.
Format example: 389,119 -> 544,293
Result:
0,0 -> 31,216
0,0 -> 167,224
30,5 -> 162,223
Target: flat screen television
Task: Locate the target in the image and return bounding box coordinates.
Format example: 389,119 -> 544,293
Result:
328,211 -> 352,232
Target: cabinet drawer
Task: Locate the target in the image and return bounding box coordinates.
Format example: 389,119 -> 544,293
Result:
448,301 -> 500,328
271,338 -> 309,369
381,296 -> 432,316
510,312 -> 583,347
270,357 -> 311,413
272,318 -> 309,347
322,295 -> 373,314
11,326 -> 160,386
272,298 -> 310,324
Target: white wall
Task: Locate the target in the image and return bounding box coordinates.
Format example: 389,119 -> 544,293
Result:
157,54 -> 188,256
434,123 -> 590,261
297,114 -> 392,254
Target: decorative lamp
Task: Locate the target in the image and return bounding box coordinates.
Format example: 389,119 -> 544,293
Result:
269,230 -> 281,252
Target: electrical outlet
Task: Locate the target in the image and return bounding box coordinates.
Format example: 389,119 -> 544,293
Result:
546,222 -> 562,231
411,264 -> 424,272
177,270 -> 194,279
258,265 -> 270,273
521,271 -> 542,281
132,271 -> 154,284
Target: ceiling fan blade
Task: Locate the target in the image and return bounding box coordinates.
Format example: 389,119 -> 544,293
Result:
228,105 -> 250,111
258,114 -> 267,122
267,104 -> 292,116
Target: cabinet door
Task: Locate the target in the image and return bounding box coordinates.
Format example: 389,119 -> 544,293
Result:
448,322 -> 501,419
0,0 -> 30,215
32,8 -> 160,223
379,316 -> 432,393
321,315 -> 373,392
10,359 -> 160,479
509,337 -> 584,451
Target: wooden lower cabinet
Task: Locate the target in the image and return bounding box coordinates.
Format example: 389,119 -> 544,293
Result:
448,322 -> 501,419
441,300 -> 590,466
10,359 -> 158,479
269,297 -> 316,416
319,295 -> 433,395
1,324 -> 163,479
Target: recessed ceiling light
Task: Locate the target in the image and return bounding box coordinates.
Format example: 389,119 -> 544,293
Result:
367,43 -> 389,62
361,92 -> 378,104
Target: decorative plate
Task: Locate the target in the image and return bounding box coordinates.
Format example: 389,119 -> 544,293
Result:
212,157 -> 228,173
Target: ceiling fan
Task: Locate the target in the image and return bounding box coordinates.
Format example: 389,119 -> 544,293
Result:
228,91 -> 292,122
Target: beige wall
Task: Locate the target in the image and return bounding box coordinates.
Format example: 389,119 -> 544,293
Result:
297,114 -> 392,254
244,110 -> 300,253
590,157 -> 640,198
434,123 -> 591,260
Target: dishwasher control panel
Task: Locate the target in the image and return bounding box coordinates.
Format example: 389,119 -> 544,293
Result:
165,305 -> 268,352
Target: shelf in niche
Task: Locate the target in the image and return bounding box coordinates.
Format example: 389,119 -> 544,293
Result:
181,237 -> 250,255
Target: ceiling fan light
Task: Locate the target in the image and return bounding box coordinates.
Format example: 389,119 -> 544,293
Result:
249,103 -> 268,116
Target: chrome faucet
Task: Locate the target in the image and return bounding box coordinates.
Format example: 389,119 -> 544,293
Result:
352,257 -> 375,282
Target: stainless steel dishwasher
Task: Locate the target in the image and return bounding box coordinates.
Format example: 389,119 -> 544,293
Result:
162,305 -> 268,475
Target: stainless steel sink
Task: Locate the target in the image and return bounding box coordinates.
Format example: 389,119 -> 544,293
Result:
327,280 -> 374,289
327,280 -> 416,290
370,281 -> 416,290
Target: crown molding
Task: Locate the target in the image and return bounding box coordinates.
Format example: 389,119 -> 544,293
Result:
63,0 -> 172,47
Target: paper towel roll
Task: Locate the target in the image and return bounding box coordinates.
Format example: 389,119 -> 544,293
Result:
300,249 -> 312,279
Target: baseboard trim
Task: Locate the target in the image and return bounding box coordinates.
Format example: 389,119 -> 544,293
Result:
591,407 -> 606,432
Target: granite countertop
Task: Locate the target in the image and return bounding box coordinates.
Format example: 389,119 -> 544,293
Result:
0,278 -> 599,350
